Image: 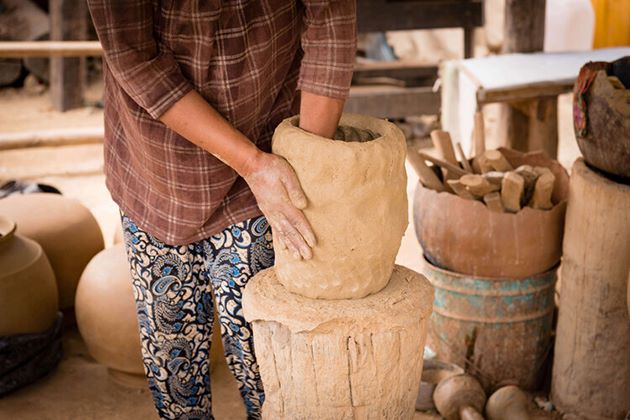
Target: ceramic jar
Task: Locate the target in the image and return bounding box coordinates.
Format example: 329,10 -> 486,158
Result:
414,148 -> 569,278
0,193 -> 105,309
0,216 -> 58,336
574,65 -> 630,180
75,244 -> 145,385
271,114 -> 408,299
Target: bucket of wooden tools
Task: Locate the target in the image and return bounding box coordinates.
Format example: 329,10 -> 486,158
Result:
409,129 -> 569,391
412,140 -> 569,278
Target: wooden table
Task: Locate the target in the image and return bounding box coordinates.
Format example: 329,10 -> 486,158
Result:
441,47 -> 630,157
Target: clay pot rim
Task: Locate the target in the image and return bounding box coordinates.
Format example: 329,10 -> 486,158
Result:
277,114 -> 407,148
0,215 -> 16,244
423,255 -> 560,282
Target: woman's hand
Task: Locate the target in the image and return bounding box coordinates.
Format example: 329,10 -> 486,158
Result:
242,151 -> 316,260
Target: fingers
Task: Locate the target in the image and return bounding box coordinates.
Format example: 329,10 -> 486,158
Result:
284,205 -> 316,248
276,215 -> 312,260
280,164 -> 308,210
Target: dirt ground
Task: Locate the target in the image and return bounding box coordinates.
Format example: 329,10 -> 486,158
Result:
0,82 -> 578,419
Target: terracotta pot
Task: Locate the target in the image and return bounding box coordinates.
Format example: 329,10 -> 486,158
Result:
0,193 -> 105,309
75,244 -> 144,380
575,69 -> 630,180
75,244 -> 224,386
413,148 -> 569,278
272,114 -> 408,299
0,216 -> 58,336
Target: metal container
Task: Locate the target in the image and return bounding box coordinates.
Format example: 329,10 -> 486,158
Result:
423,259 -> 557,391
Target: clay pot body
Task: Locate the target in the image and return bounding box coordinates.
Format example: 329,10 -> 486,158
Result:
272,114 -> 408,299
576,70 -> 630,179
414,149 -> 569,278
0,216 -> 58,336
75,244 -> 144,377
75,244 -> 224,383
0,193 -> 105,308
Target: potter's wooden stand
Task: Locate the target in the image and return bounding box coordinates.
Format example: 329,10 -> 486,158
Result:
243,265 -> 434,419
551,159 -> 630,419
441,47 -> 630,158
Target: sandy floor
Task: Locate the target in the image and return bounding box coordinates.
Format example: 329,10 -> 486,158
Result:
0,84 -> 577,419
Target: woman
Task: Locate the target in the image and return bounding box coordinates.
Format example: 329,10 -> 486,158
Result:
87,1 -> 356,418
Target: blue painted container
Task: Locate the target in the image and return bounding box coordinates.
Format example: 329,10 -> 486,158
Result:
423,258 -> 557,391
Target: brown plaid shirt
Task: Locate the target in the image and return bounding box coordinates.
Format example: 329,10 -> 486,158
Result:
88,0 -> 356,245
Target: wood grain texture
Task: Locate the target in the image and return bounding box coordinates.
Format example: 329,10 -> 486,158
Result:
551,159 -> 630,419
243,265 -> 433,420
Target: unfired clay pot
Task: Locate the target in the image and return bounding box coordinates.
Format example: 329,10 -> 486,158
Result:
75,244 -> 144,383
0,193 -> 105,309
414,148 -> 569,278
272,114 -> 408,299
75,244 -> 224,387
0,216 -> 58,336
575,68 -> 630,180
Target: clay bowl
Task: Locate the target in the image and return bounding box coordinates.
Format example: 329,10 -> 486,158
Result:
576,70 -> 630,180
413,148 -> 569,278
415,359 -> 465,411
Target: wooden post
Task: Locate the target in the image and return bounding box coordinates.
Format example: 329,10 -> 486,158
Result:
551,159 -> 630,419
499,0 -> 558,159
49,0 -> 86,111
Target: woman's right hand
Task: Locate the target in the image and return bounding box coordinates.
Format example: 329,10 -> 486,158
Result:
242,151 -> 316,260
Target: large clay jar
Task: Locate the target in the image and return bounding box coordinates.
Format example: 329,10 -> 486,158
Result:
272,114 -> 408,299
75,244 -> 225,387
75,244 -> 145,386
0,216 -> 58,336
414,148 -> 569,278
574,64 -> 630,180
0,193 -> 105,309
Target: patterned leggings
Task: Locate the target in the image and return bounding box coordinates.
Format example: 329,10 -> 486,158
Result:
121,214 -> 274,420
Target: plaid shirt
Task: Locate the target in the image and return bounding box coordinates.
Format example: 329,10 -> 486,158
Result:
88,0 -> 356,245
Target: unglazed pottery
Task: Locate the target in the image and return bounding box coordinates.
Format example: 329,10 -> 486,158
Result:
0,216 -> 58,335
272,114 -> 408,299
0,193 -> 105,308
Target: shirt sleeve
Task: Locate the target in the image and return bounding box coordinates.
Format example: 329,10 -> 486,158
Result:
87,0 -> 193,119
298,0 -> 357,100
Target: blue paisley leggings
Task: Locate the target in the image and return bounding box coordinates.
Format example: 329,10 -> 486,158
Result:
121,214 -> 274,420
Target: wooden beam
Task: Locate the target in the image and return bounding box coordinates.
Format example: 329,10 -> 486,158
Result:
50,0 -> 87,112
357,0 -> 483,33
345,85 -> 440,119
0,127 -> 104,151
0,41 -> 102,58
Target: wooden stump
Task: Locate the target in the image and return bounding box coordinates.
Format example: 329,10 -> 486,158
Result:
243,265 -> 434,420
551,159 -> 630,419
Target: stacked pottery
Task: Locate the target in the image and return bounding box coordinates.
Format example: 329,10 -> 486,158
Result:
0,215 -> 62,395
243,114 -> 434,419
413,149 -> 569,390
0,193 -> 105,311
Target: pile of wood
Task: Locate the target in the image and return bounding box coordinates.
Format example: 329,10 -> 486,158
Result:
410,130 -> 556,213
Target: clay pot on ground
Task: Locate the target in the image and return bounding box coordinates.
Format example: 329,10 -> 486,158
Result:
413,148 -> 569,278
415,360 -> 465,411
75,244 -> 224,388
0,193 -> 105,309
0,215 -> 58,336
75,244 -> 145,386
272,114 -> 408,299
574,62 -> 630,180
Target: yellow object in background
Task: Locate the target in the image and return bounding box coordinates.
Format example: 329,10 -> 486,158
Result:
591,0 -> 630,47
